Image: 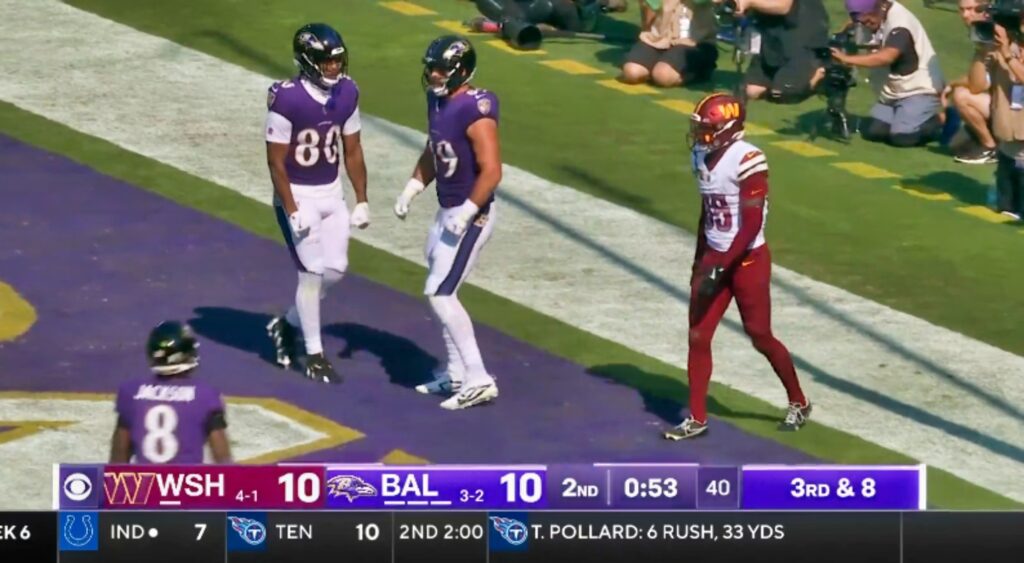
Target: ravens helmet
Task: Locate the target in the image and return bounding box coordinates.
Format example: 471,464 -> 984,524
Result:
422,35 -> 476,97
689,92 -> 746,152
146,321 -> 200,377
293,23 -> 349,89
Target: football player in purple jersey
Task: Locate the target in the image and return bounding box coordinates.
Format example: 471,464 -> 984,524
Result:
265,23 -> 370,384
395,36 -> 502,410
110,321 -> 232,464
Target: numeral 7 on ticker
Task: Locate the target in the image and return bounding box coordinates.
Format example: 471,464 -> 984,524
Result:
194,523 -> 207,541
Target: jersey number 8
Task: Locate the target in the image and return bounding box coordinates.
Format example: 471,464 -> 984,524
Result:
142,404 -> 180,463
295,126 -> 341,167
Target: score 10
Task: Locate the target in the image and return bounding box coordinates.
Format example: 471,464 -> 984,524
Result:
458,472 -> 544,505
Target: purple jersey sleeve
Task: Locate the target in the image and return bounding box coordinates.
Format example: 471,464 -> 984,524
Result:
462,90 -> 499,130
267,80 -> 296,116
115,381 -> 131,424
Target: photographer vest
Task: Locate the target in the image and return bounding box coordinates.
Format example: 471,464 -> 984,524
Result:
990,55 -> 1024,158
754,0 -> 829,68
640,0 -> 718,48
871,1 -> 943,101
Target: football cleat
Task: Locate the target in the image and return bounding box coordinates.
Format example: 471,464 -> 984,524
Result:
663,416 -> 709,441
266,316 -> 299,368
304,353 -> 341,384
415,368 -> 463,395
778,401 -> 812,431
439,382 -> 498,410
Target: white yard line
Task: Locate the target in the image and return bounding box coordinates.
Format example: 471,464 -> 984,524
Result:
2,0 -> 1022,501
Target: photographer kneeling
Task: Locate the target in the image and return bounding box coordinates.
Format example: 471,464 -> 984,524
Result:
831,0 -> 945,147
970,0 -> 1024,218
715,0 -> 830,104
620,0 -> 719,87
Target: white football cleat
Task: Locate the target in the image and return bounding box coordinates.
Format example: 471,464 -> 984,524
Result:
439,382 -> 498,410
415,369 -> 463,395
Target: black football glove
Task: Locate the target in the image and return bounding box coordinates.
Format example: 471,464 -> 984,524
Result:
696,265 -> 727,300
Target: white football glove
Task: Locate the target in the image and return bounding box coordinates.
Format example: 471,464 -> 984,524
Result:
350,202 -> 370,229
288,209 -> 310,239
443,200 -> 480,236
394,178 -> 426,220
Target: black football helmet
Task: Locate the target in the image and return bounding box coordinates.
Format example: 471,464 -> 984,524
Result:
422,35 -> 476,97
146,321 -> 200,377
293,23 -> 349,89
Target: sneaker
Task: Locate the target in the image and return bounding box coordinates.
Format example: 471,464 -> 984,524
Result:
778,401 -> 812,431
663,416 -> 709,441
439,382 -> 498,410
1001,210 -> 1022,220
415,368 -> 463,395
954,145 -> 997,165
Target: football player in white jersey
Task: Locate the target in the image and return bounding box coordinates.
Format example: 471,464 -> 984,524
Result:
665,92 -> 812,441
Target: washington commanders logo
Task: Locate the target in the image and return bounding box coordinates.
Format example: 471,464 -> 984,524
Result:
720,102 -> 741,120
103,472 -> 159,506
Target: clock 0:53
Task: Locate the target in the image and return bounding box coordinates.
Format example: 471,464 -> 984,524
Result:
623,477 -> 679,499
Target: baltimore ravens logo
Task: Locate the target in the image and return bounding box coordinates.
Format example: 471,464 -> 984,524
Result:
298,31 -> 322,51
443,41 -> 469,61
326,474 -> 378,501
490,516 -> 528,546
477,97 -> 491,116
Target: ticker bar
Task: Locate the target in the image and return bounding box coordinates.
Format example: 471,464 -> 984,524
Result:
3,511 -> 1023,562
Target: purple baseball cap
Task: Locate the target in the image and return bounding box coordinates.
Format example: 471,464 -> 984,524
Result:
845,0 -> 879,14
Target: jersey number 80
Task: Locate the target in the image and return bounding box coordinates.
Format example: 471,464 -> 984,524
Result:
295,126 -> 341,167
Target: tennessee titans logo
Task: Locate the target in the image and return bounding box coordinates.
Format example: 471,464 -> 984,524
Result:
228,516 -> 267,546
490,516 -> 529,546
326,474 -> 378,501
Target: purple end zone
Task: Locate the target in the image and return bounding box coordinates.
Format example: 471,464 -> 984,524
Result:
0,134 -> 813,465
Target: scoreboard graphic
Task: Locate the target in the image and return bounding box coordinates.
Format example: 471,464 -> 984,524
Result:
0,463 -> 1019,562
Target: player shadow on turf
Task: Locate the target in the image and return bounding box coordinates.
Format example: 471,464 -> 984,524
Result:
324,322 -> 439,390
189,306 -> 282,368
586,363 -> 781,425
897,171 -> 993,207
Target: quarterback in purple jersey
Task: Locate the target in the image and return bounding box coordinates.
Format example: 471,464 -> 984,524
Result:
265,23 -> 370,384
394,36 -> 501,410
109,322 -> 232,464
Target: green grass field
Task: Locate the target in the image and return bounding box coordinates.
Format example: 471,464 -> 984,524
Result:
5,0 -> 1019,508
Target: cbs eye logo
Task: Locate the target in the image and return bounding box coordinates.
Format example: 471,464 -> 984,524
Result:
63,473 -> 93,502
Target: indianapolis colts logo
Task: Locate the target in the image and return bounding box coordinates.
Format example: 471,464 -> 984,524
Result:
228,516 -> 267,546
63,514 -> 95,547
490,516 -> 528,546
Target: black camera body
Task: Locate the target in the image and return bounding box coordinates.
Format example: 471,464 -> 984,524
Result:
715,0 -> 740,29
972,0 -> 1024,44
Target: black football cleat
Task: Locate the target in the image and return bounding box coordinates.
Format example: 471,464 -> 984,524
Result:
304,353 -> 341,384
266,316 -> 299,368
779,401 -> 812,431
